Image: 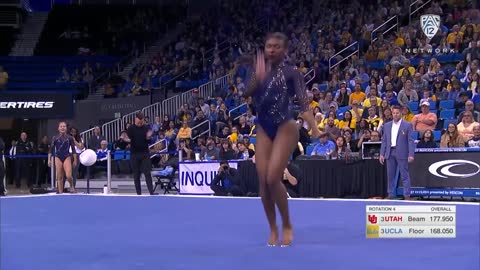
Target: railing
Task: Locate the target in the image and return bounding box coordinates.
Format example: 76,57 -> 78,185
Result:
149,138 -> 168,158
409,0 -> 433,25
328,41 -> 359,72
122,110 -> 141,127
142,102 -> 162,121
228,103 -> 247,117
79,127 -> 96,149
304,68 -> 316,85
101,118 -> 123,145
191,119 -> 211,140
371,15 -> 399,45
161,73 -> 232,118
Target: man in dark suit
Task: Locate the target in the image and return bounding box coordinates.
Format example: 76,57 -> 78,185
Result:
379,105 -> 415,200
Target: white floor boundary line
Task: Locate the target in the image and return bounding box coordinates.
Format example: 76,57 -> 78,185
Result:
1,193 -> 479,205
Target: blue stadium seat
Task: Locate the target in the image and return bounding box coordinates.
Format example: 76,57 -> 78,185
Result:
433,130 -> 442,142
306,145 -> 315,156
408,102 -> 419,112
439,109 -> 455,119
439,100 -> 454,110
429,101 -> 437,110
412,131 -> 419,140
443,119 -> 458,129
125,151 -> 131,160
113,150 -> 125,160
249,137 -> 256,145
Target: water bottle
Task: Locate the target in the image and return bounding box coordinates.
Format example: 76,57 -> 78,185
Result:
103,185 -> 108,194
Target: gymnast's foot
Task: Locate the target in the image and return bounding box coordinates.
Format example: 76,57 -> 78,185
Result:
281,226 -> 293,247
267,227 -> 279,247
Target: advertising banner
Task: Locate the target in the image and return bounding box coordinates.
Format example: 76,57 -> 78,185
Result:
0,91 -> 74,118
409,148 -> 480,189
179,161 -> 238,195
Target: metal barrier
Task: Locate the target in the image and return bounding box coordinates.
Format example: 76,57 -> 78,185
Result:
162,73 -> 232,118
228,103 -> 247,117
142,102 -> 162,121
161,95 -> 182,120
102,118 -> 123,145
191,120 -> 211,140
409,0 -> 432,25
328,41 -> 359,72
304,68 -> 316,85
122,110 -> 141,127
149,139 -> 168,158
79,127 -> 96,149
371,15 -> 399,44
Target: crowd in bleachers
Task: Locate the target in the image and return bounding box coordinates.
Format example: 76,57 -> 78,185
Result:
3,1 -> 480,191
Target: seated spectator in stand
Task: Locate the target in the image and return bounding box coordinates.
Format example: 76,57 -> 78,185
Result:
397,80 -> 419,106
218,139 -> 236,160
440,123 -> 465,148
177,121 -> 192,140
0,66 -> 8,90
311,132 -> 335,156
201,137 -> 219,160
236,141 -> 255,159
466,126 -> 480,147
96,140 -> 109,165
416,129 -> 437,148
178,139 -> 193,160
210,160 -> 244,196
332,136 -> 352,160
412,101 -> 438,133
282,161 -> 302,198
457,111 -> 480,143
458,100 -> 480,122
365,106 -> 382,130
114,131 -> 130,150
237,116 -> 251,135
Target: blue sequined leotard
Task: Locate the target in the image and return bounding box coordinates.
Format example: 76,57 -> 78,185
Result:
249,60 -> 309,140
50,134 -> 76,162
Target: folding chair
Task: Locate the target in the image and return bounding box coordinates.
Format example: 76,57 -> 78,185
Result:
152,166 -> 178,194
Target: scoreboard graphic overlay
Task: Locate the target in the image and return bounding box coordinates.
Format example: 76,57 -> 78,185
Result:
366,205 -> 456,238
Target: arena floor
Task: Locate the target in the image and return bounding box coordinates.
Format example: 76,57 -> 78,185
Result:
1,194 -> 479,270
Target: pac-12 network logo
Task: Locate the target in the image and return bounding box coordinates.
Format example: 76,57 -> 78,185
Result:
420,14 -> 441,39
428,160 -> 480,178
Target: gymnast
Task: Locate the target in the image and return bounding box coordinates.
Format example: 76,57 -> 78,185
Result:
48,121 -> 78,194
239,32 -> 320,247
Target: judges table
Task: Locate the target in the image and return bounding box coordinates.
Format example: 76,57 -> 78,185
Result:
179,159 -> 387,198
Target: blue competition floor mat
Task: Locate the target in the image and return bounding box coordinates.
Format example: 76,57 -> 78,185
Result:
1,195 -> 479,270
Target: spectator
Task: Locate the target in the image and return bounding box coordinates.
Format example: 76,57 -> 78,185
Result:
458,100 -> 480,122
332,136 -> 351,160
218,139 -> 236,160
466,125 -> 480,147
311,132 -> 335,156
201,137 -> 219,160
416,129 -> 437,148
440,123 -> 465,148
457,111 -> 480,142
412,101 -> 438,133
236,141 -> 255,159
397,80 -> 419,106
